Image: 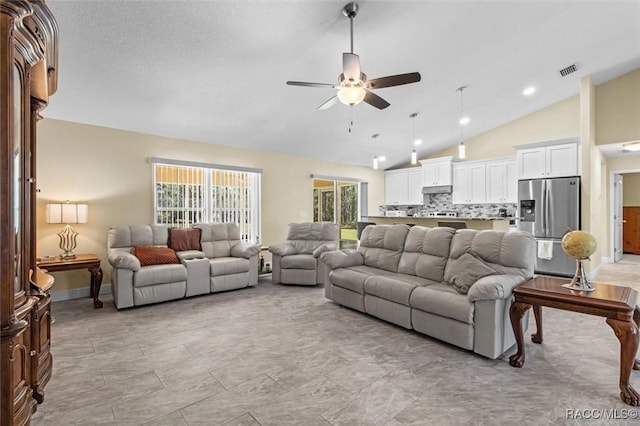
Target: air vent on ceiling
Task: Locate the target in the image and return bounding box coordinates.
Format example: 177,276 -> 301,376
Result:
559,64 -> 577,77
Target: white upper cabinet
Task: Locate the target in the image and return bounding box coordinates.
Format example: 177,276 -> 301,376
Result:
516,142 -> 578,179
420,156 -> 453,187
452,162 -> 486,204
486,158 -> 517,203
384,169 -> 409,205
407,168 -> 424,205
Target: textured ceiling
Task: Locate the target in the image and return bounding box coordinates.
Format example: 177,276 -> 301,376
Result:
45,0 -> 640,169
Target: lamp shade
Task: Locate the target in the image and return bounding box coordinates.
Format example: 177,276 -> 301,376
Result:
337,86 -> 366,106
46,203 -> 88,224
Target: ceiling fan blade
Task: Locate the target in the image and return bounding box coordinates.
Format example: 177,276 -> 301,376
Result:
342,53 -> 361,82
366,72 -> 421,89
287,81 -> 335,88
318,95 -> 338,110
363,90 -> 390,110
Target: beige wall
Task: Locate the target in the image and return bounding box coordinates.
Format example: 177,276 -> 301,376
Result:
596,68 -> 640,145
37,119 -> 384,291
623,173 -> 640,206
425,95 -> 580,161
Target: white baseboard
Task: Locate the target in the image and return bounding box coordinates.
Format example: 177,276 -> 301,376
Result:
51,283 -> 112,302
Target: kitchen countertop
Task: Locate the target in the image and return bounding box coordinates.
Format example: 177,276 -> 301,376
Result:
366,215 -> 510,221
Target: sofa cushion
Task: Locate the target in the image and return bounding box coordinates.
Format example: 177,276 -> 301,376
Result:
410,284 -> 474,324
109,224 -> 169,249
168,228 -> 202,252
398,226 -> 455,283
209,257 -> 250,277
358,224 -> 410,273
195,223 -> 241,258
363,274 -> 432,306
281,254 -> 317,270
447,230 -> 535,279
132,246 -> 180,266
445,253 -> 497,295
133,263 -> 187,287
330,265 -> 390,294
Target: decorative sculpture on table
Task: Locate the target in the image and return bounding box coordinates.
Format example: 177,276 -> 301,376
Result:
561,230 -> 597,292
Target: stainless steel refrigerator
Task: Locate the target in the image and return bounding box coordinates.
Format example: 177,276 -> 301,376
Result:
517,176 -> 580,277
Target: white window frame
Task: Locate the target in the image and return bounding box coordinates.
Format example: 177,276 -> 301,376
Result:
151,157 -> 262,242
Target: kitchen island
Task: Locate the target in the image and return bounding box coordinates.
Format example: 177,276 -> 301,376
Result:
362,216 -> 511,231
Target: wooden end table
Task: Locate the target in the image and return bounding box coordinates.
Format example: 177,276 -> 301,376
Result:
36,254 -> 103,308
509,275 -> 640,406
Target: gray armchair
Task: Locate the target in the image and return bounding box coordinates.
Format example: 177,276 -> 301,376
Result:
269,222 -> 339,285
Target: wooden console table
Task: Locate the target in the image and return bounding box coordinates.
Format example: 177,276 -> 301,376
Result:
37,254 -> 104,308
509,275 -> 640,406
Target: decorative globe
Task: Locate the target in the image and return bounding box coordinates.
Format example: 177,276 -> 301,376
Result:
561,230 -> 597,260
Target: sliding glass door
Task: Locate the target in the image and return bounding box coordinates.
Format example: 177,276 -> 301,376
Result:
313,179 -> 359,248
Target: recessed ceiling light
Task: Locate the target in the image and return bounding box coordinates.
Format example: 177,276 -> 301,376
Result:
523,86 -> 536,96
379,156 -> 387,162
414,139 -> 423,146
459,116 -> 470,126
622,141 -> 640,152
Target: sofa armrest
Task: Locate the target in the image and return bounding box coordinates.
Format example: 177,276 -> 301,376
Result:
231,242 -> 260,259
177,250 -> 206,261
269,243 -> 297,257
319,249 -> 363,269
313,243 -> 337,258
108,252 -> 141,272
467,274 -> 528,302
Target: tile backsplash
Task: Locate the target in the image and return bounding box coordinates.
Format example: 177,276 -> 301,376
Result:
383,193 -> 517,218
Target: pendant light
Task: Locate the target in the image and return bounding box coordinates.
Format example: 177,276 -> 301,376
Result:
457,86 -> 468,159
372,133 -> 379,169
410,112 -> 418,165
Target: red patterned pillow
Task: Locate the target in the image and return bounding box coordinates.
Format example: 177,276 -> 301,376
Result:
168,228 -> 202,252
132,246 -> 180,266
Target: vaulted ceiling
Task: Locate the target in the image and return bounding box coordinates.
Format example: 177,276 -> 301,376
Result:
46,0 -> 640,169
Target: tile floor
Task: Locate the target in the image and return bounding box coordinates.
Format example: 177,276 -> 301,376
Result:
32,264 -> 640,425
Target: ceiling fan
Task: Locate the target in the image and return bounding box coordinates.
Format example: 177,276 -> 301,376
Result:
287,2 -> 421,110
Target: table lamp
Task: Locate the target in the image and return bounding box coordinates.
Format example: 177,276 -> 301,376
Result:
46,201 -> 88,259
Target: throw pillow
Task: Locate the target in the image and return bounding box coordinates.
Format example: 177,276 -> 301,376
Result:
132,246 -> 180,266
168,228 -> 202,252
447,252 -> 497,295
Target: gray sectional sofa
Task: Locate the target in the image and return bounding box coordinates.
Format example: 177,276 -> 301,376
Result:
108,223 -> 260,309
320,224 -> 535,359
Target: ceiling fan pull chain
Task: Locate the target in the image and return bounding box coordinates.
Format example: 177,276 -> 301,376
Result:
348,109 -> 354,133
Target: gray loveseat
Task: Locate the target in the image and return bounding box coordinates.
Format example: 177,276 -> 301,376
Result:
269,222 -> 339,286
108,223 -> 260,309
320,224 -> 535,359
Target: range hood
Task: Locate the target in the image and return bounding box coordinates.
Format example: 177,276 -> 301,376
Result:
422,185 -> 452,194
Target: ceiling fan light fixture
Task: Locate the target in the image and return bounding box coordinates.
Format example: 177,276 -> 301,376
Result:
622,141 -> 640,152
337,85 -> 366,106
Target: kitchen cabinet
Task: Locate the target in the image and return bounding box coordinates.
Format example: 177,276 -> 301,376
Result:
407,168 -> 423,205
384,167 -> 422,205
452,162 -> 486,204
486,158 -> 517,203
420,157 -> 453,187
384,169 -> 409,205
516,142 -> 578,179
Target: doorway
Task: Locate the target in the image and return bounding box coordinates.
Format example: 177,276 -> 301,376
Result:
313,179 -> 359,249
610,171 -> 640,261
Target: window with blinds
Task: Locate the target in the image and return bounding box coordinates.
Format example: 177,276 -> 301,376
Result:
153,160 -> 261,242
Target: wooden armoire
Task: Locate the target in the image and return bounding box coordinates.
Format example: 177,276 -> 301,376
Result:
1,1 -> 58,424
